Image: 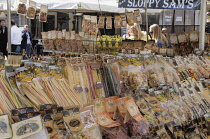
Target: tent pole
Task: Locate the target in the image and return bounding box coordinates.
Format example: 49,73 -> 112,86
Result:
7,0 -> 11,53
145,0 -> 148,41
199,0 -> 206,50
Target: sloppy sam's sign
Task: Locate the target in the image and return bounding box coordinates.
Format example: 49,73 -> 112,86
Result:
118,0 -> 201,10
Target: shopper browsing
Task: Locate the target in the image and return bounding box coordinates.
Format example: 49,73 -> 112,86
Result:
162,28 -> 170,46
21,25 -> 32,56
0,20 -> 8,56
11,21 -> 22,53
149,24 -> 168,48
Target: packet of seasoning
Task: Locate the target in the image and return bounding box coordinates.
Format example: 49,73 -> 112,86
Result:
39,5 -> 48,22
27,0 -> 36,19
106,16 -> 112,29
127,12 -> 134,26
98,16 -> 105,28
17,0 -> 27,15
114,15 -> 121,28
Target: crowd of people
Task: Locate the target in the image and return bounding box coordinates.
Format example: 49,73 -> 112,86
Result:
0,20 -> 171,58
0,20 -> 33,57
126,23 -> 170,48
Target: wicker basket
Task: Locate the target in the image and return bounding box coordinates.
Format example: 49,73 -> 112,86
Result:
158,48 -> 167,56
189,31 -> 199,42
169,34 -> 178,44
166,48 -> 174,57
177,33 -> 187,43
184,32 -> 190,42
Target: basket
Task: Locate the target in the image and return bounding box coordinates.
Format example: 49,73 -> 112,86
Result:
158,48 -> 167,56
169,34 -> 178,44
184,32 -> 190,42
177,33 -> 187,43
166,48 -> 174,57
206,33 -> 210,45
189,31 -> 199,42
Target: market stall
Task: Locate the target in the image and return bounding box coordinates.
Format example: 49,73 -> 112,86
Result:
0,0 -> 210,138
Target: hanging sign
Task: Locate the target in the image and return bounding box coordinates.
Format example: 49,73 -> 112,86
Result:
118,0 -> 201,10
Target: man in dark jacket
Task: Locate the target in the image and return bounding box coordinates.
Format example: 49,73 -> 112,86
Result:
0,20 -> 8,56
21,25 -> 32,56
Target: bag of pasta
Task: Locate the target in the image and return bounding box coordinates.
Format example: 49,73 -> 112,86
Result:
120,14 -> 127,27
98,16 -> 105,28
134,10 -> 142,24
127,12 -> 134,26
27,0 -> 36,19
115,15 -> 121,28
106,16 -> 112,29
39,5 -> 48,22
17,0 -> 27,15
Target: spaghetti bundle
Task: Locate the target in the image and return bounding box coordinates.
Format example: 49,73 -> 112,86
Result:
19,77 -> 81,108
64,60 -> 92,105
0,74 -> 20,114
86,62 -> 105,99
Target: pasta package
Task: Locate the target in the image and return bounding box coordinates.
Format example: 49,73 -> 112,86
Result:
114,15 -> 121,28
106,16 -> 112,29
62,107 -> 84,132
90,16 -> 98,35
82,15 -> 91,33
11,115 -> 43,139
0,114 -> 12,139
39,5 -> 48,22
96,112 -> 121,127
134,10 -> 142,24
27,0 -> 36,19
127,12 -> 134,26
65,31 -> 70,40
105,96 -> 118,119
43,115 -> 57,137
125,98 -> 144,122
17,0 -> 27,15
98,16 -> 105,28
116,97 -> 128,118
120,14 -> 127,27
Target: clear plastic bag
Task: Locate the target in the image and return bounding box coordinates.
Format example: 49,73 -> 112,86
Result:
114,15 -> 121,28
98,16 -> 105,29
17,0 -> 27,15
127,12 -> 134,26
27,0 -> 36,19
106,16 -> 112,29
39,5 -> 48,22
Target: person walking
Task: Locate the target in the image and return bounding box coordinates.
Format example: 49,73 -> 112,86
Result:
21,25 -> 32,56
0,20 -> 8,56
11,21 -> 22,53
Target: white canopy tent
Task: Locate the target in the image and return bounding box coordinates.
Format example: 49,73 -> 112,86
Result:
0,0 -> 163,13
0,0 -> 205,52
